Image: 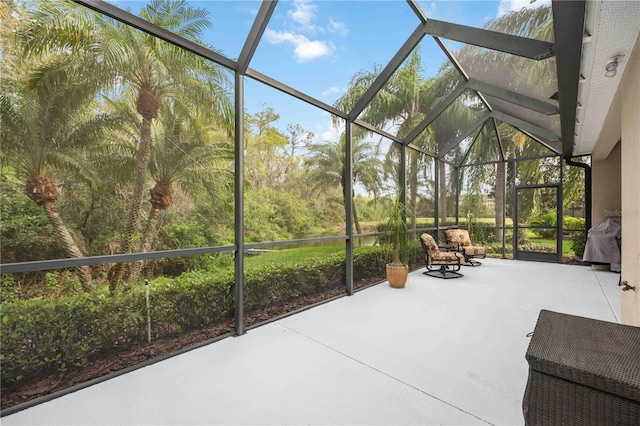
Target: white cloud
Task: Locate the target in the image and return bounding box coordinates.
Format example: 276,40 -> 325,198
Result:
321,86 -> 342,97
327,17 -> 348,36
303,114 -> 344,146
266,1 -> 346,63
288,0 -> 319,32
497,0 -> 550,17
425,2 -> 439,19
317,117 -> 344,145
265,29 -> 333,63
296,39 -> 333,62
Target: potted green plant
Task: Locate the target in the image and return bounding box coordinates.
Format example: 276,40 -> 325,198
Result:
383,196 -> 409,288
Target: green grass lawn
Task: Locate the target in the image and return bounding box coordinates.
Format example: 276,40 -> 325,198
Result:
244,246 -> 344,270
242,236 -> 574,272
525,237 -> 574,255
244,221 -> 575,270
470,217 -> 514,226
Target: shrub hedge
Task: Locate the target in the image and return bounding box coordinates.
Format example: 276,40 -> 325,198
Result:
1,246 -> 391,387
0,271 -> 234,386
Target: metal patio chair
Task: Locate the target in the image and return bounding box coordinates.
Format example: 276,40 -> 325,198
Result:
443,229 -> 487,266
419,233 -> 464,279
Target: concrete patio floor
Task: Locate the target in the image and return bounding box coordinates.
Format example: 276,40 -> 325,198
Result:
3,258 -> 622,426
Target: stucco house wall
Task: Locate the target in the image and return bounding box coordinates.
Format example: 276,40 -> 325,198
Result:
592,34 -> 640,326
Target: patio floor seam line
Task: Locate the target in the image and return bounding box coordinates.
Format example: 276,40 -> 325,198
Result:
281,325 -> 495,426
591,265 -> 619,323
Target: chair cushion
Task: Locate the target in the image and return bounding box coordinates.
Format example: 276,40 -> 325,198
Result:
431,251 -> 464,265
420,233 -> 464,266
463,246 -> 487,256
445,229 -> 472,247
420,233 -> 440,257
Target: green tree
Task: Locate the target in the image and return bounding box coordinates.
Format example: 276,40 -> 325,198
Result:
247,106 -> 280,137
283,123 -> 314,178
285,123 -> 314,159
333,51 -> 430,227
334,50 -> 479,227
457,5 -> 556,240
127,107 -> 233,282
1,77 -> 123,291
305,135 -> 381,237
428,97 -> 479,225
0,1 -> 26,86
562,156 -> 588,213
244,113 -> 289,191
0,170 -> 62,265
18,0 -> 235,291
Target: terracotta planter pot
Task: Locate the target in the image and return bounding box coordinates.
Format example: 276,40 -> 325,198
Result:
386,263 -> 408,288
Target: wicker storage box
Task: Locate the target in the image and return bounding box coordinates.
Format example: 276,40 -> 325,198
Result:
523,309 -> 640,426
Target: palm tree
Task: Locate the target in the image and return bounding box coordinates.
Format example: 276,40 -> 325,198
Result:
106,1 -> 233,289
334,50 -> 483,228
0,1 -> 25,86
18,0 -> 235,291
454,5 -> 555,239
1,77 -> 123,292
428,95 -> 481,225
305,135 -> 382,237
127,106 -> 233,283
334,51 -> 429,227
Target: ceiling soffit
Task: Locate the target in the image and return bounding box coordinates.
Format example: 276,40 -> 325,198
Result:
575,0 -> 640,157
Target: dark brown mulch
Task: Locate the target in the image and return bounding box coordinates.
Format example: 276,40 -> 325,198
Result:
1,320 -> 236,411
1,277 -> 385,412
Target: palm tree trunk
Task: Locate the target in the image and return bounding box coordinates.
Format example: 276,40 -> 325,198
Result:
495,162 -> 505,243
42,201 -> 92,292
408,151 -> 419,229
342,180 -> 363,246
110,115 -> 153,292
352,196 -> 363,246
127,206 -> 160,284
438,162 -> 447,225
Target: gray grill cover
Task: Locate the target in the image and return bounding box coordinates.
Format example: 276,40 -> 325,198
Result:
583,217 -> 621,271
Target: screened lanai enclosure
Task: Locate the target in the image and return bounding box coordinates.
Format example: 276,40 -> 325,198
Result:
1,0 -> 593,409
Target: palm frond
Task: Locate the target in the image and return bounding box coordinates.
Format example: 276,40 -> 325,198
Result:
18,0 -> 99,58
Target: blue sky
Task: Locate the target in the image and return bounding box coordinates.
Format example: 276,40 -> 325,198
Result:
108,0 -> 549,144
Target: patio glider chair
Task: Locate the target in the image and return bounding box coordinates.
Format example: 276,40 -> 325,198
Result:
419,233 -> 464,279
443,229 -> 487,266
